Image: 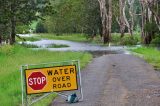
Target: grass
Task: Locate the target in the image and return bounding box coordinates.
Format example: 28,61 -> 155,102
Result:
16,36 -> 40,42
20,43 -> 39,48
47,44 -> 69,48
0,45 -> 92,106
37,33 -> 88,42
131,47 -> 160,70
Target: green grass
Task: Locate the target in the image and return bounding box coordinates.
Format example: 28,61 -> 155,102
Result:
37,33 -> 88,42
16,36 -> 40,42
131,47 -> 160,70
0,45 -> 92,106
47,44 -> 69,48
20,43 -> 39,48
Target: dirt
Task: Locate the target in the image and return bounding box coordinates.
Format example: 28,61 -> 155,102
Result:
51,54 -> 160,106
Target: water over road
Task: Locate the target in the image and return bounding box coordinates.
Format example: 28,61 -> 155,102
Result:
24,39 -> 128,53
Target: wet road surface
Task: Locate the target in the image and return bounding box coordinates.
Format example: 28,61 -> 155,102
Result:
51,54 -> 160,106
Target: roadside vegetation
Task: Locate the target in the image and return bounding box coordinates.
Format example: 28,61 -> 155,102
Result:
16,36 -> 40,42
0,45 -> 92,106
131,47 -> 160,70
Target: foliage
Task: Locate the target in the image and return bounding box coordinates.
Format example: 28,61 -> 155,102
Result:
42,0 -> 102,37
36,21 -> 48,33
110,34 -> 121,44
150,34 -> 160,46
144,22 -> 159,33
16,25 -> 30,34
120,35 -> 139,45
83,0 -> 101,36
43,0 -> 85,34
0,0 -> 52,44
0,45 -> 92,105
131,47 -> 160,70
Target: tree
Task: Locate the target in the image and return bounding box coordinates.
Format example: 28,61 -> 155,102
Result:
139,0 -> 160,44
98,0 -> 112,44
83,0 -> 101,37
0,0 -> 52,45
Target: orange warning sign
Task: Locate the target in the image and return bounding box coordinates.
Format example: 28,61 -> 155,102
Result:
25,65 -> 78,94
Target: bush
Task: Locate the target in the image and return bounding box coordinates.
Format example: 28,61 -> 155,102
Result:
16,25 -> 30,34
120,35 -> 139,45
150,34 -> 160,46
36,21 -> 47,33
111,34 -> 121,44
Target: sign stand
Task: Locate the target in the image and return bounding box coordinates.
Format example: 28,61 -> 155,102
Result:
20,60 -> 83,106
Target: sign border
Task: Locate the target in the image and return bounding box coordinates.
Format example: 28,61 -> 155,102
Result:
25,65 -> 79,95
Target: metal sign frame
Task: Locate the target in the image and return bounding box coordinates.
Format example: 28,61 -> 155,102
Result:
20,60 -> 83,106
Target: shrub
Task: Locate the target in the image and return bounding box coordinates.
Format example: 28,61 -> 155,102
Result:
150,34 -> 160,46
111,34 -> 121,44
120,35 -> 139,45
36,21 -> 47,33
16,25 -> 30,34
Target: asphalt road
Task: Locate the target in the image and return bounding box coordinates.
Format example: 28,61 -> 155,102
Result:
51,54 -> 160,106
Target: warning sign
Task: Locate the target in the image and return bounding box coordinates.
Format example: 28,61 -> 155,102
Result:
25,65 -> 78,94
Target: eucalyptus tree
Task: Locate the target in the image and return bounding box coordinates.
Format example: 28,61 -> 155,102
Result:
98,0 -> 112,44
0,0 -> 52,44
139,0 -> 160,44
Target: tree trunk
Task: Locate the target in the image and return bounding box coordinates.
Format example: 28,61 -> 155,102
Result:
98,0 -> 112,44
128,0 -> 135,36
0,35 -> 2,44
10,17 -> 16,45
118,0 -> 126,38
10,4 -> 16,45
140,2 -> 145,43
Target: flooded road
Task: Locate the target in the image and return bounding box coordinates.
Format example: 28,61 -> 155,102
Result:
23,39 -> 129,54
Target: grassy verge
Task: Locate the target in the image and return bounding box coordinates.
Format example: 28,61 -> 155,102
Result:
131,47 -> 160,70
0,45 -> 92,106
20,43 -> 39,48
16,36 -> 40,42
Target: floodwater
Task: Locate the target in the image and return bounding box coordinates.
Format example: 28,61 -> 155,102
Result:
24,39 -> 129,53
19,34 -> 130,55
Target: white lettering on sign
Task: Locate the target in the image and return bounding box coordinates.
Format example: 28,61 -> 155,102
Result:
28,77 -> 46,85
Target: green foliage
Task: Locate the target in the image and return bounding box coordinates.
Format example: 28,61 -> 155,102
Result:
0,0 -> 52,44
43,0 -> 101,36
83,0 -> 101,36
150,34 -> 160,46
44,0 -> 85,34
120,35 -> 139,45
144,22 -> 159,33
16,25 -> 30,34
0,45 -> 92,105
36,21 -> 48,33
110,34 -> 121,44
131,47 -> 160,69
